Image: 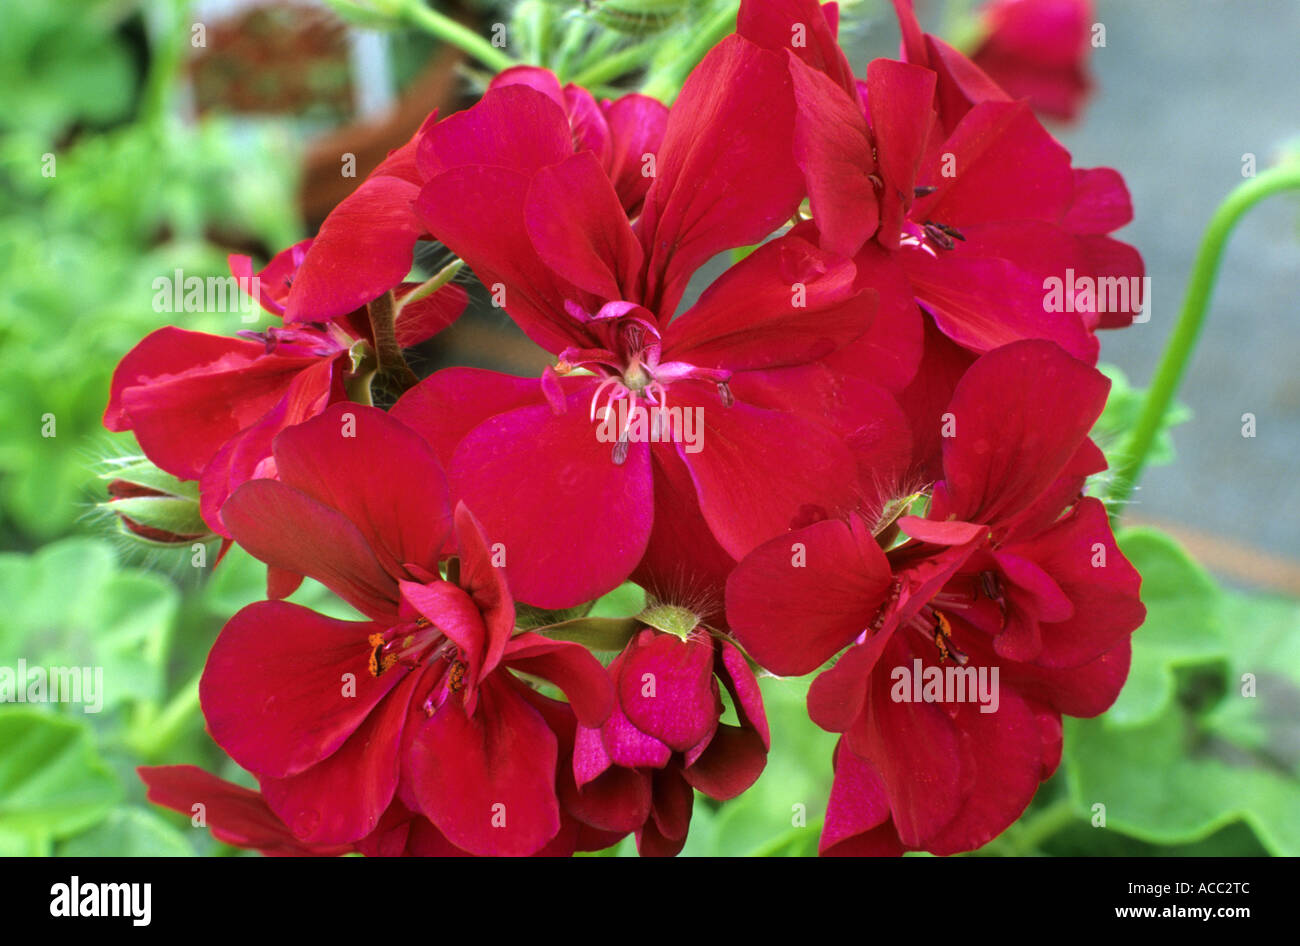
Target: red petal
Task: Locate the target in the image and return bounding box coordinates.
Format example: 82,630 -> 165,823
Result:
405,675 -> 561,856
727,518 -> 893,676
200,601 -> 402,778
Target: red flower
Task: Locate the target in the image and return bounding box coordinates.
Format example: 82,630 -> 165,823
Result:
281,69 -> 662,326
104,243 -> 465,534
567,621 -> 769,856
725,341 -> 1144,854
201,404 -> 612,856
741,0 -> 1144,363
397,34 -> 896,610
971,0 -> 1095,123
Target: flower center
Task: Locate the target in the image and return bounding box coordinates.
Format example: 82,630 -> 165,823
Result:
555,299 -> 734,464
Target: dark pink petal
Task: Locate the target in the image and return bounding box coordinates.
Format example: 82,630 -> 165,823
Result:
270,403 -> 451,579
787,55 -> 878,257
923,689 -> 1045,856
1063,167 -> 1133,234
923,100 -> 1074,226
139,765 -> 348,857
940,339 -> 1109,525
401,580 -> 488,703
819,741 -> 897,856
1006,497 -> 1144,668
391,367 -> 546,469
525,151 -> 645,302
452,502 -> 515,672
416,165 -> 591,353
197,355 -> 340,535
727,517 -> 893,676
488,65 -> 564,107
283,174 -> 423,324
108,329 -> 316,479
602,94 -> 668,214
636,766 -> 693,857
636,35 -> 805,318
417,84 -> 572,179
867,59 -> 937,248
850,637 -> 967,847
632,447 -> 737,623
448,386 -> 654,609
617,630 -> 719,752
682,723 -> 767,800
220,479 -> 398,620
806,625 -> 895,734
505,632 -> 615,728
718,641 -> 769,748
676,383 -> 861,561
200,601 -> 401,778
405,675 -> 560,857
738,0 -> 858,94
663,233 -> 870,371
903,250 -> 1098,362
261,665 -> 421,844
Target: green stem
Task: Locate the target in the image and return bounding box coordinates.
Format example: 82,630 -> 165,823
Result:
130,671 -> 201,760
570,36 -> 664,89
393,258 -> 463,316
748,818 -> 824,858
552,14 -> 591,80
1005,798 -> 1078,855
639,2 -> 739,102
401,0 -> 516,72
1106,163 -> 1300,516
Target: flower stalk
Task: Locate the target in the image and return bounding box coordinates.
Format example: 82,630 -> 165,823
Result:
1106,162 -> 1300,516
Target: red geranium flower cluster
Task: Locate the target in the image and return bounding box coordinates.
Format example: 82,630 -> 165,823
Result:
122,0 -> 1145,856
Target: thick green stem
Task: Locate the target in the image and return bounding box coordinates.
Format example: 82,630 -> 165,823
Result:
401,0 -> 516,72
1106,164 -> 1300,517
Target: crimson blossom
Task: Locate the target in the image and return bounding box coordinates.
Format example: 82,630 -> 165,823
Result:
393,31 -> 907,612
738,0 -> 1144,367
726,340 -> 1145,855
200,403 -> 614,856
566,615 -> 770,856
104,241 -> 465,535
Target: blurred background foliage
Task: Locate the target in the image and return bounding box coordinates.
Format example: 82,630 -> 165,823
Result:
0,0 -> 1295,857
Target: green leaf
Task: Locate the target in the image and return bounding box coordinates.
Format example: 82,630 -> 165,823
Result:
1064,705 -> 1300,855
1106,528 -> 1228,726
692,676 -> 836,856
534,616 -> 643,651
0,710 -> 119,843
0,538 -> 178,711
60,808 -> 195,857
1064,531 -> 1300,854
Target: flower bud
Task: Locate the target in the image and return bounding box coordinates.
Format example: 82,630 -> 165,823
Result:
99,459 -> 213,546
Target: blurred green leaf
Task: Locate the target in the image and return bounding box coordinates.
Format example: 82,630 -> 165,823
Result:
1064,528 -> 1300,855
1105,528 -> 1228,726
0,538 -> 178,711
0,710 -> 119,845
59,807 -> 195,857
